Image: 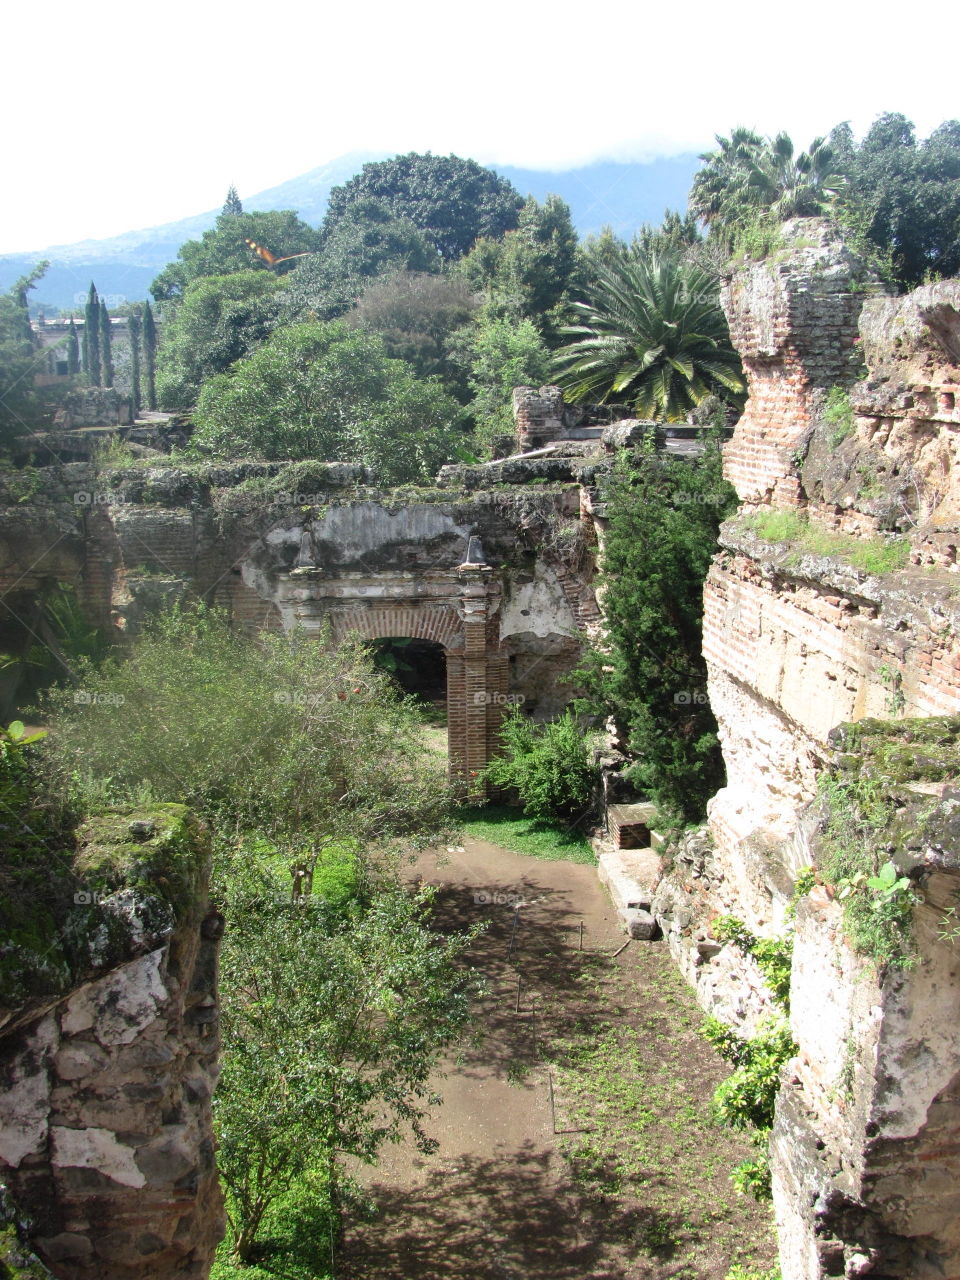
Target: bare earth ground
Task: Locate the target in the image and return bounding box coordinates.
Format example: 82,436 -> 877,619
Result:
341,839 -> 777,1280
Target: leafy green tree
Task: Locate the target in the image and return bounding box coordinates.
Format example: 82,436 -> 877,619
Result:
0,264 -> 68,445
151,210 -> 321,301
483,708 -> 599,822
323,153 -> 524,260
553,252 -> 744,420
216,882 -> 476,1260
576,437 -> 737,820
222,184 -> 243,217
459,195 -> 578,334
66,318 -> 80,375
464,313 -> 552,443
99,299 -> 113,387
84,282 -> 101,386
142,301 -> 157,409
193,321 -> 462,483
283,198 -> 438,322
155,270 -> 281,410
350,268 -> 477,393
830,114 -> 960,289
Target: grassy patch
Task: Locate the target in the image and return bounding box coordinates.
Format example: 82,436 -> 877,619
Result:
741,512 -> 910,575
456,803 -> 596,863
544,949 -> 778,1276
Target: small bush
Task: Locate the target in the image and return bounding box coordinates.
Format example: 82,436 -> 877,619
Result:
712,916 -> 792,1009
823,386 -> 855,447
482,708 -> 599,823
701,1015 -> 796,1201
818,774 -> 918,968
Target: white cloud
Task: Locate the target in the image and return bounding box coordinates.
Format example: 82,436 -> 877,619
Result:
3,0 -> 957,250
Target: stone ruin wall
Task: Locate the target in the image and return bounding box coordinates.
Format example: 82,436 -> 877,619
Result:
0,463 -> 600,781
654,219 -> 960,1279
0,809 -> 224,1280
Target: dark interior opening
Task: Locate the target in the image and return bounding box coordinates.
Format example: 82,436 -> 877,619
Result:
369,637 -> 446,701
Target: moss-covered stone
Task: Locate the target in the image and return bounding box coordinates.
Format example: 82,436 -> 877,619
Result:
1,802 -> 209,1016
74,803 -> 209,925
0,1193 -> 54,1279
830,716 -> 960,784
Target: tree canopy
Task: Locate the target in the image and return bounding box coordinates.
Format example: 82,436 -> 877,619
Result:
150,210 -> 321,301
192,320 -> 462,483
155,270 -> 282,410
830,113 -> 960,288
282,198 -> 438,322
322,153 -> 524,260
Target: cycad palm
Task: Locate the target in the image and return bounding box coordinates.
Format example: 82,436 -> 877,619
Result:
552,254 -> 744,421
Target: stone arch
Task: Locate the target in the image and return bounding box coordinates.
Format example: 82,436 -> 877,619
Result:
273,567 -> 510,793
325,603 -> 464,651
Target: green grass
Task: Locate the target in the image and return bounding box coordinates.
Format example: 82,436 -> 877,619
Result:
742,512 -> 910,575
456,803 -> 596,863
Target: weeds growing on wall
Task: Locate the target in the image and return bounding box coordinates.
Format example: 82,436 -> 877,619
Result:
711,916 -> 793,1009
817,774 -> 919,969
701,1016 -> 796,1200
741,511 -> 910,575
823,386 -> 855,446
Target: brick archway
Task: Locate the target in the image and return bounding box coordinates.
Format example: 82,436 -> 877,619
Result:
275,566 -> 509,792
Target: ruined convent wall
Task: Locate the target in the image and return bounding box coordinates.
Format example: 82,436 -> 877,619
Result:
0,469 -> 597,778
654,218 -> 960,1279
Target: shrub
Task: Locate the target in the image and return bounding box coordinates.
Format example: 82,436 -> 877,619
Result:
702,1015 -> 796,1201
41,606 -> 450,848
818,774 -> 918,968
483,707 -> 599,823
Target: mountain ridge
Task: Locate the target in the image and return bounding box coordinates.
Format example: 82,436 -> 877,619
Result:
2,151 -> 701,311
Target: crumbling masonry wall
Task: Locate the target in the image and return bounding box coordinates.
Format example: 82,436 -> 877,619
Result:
0,807 -> 224,1280
654,219 -> 960,1279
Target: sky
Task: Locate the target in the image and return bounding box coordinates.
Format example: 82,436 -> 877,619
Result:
4,0 -> 959,253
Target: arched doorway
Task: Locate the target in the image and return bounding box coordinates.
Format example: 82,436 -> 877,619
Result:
369,637 -> 448,759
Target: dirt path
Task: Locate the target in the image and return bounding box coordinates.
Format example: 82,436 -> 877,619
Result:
342,840 -> 776,1280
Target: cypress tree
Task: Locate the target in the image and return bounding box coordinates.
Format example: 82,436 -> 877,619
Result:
128,309 -> 142,415
85,283 -> 101,386
99,299 -> 114,387
142,301 -> 157,410
222,185 -> 243,216
67,318 -> 80,375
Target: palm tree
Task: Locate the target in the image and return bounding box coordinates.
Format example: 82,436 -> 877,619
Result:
691,130 -> 845,241
552,253 -> 744,422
